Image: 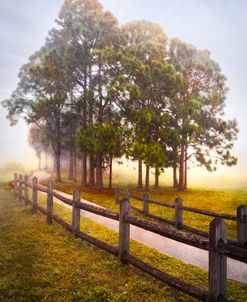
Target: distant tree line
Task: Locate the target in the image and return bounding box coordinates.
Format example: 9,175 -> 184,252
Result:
2,0 -> 238,191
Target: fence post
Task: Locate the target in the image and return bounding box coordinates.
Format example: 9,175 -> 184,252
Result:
32,177 -> 38,214
175,198 -> 183,228
208,218 -> 227,301
14,173 -> 17,198
237,205 -> 247,246
119,197 -> 130,264
143,193 -> 149,215
19,174 -> 23,201
24,175 -> 29,207
46,180 -> 53,225
115,186 -> 120,205
72,189 -> 81,233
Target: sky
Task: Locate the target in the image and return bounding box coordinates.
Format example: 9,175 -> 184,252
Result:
0,0 -> 247,177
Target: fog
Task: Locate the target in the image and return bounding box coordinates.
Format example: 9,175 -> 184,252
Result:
1,0 -> 247,188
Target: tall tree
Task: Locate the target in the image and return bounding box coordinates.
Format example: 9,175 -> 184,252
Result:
122,21 -> 167,189
56,0 -> 121,187
121,21 -> 178,191
2,41 -> 70,181
168,39 -> 238,190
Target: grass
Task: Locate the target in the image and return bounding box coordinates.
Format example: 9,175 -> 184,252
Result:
1,185 -> 247,301
41,172 -> 247,240
0,170 -> 30,183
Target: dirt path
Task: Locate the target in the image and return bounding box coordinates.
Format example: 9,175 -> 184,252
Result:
32,171 -> 247,284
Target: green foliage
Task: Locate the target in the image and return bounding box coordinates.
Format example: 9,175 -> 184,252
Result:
2,0 -> 238,188
77,121 -> 128,168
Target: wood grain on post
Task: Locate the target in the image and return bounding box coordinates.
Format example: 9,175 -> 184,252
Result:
143,193 -> 149,215
18,174 -> 23,201
32,177 -> 38,214
14,173 -> 17,198
237,205 -> 247,246
46,180 -> 53,225
119,197 -> 130,264
115,186 -> 120,205
24,175 -> 29,207
72,189 -> 81,233
209,218 -> 227,301
175,198 -> 183,228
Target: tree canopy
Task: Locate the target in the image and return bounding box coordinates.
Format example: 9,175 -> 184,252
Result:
2,0 -> 238,191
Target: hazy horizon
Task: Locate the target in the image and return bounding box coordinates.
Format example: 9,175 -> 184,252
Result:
1,0 -> 247,182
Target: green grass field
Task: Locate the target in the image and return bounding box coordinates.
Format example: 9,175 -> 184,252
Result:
41,172 -> 247,240
1,185 -> 247,301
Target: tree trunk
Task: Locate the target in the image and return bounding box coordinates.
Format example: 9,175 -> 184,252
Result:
179,145 -> 185,191
154,166 -> 159,189
173,164 -> 178,188
88,63 -> 94,186
137,159 -> 143,189
89,156 -> 95,186
109,156 -> 113,189
55,151 -> 61,182
73,143 -> 77,183
184,146 -> 188,190
97,64 -> 103,189
54,112 -> 62,182
96,154 -> 103,189
68,149 -> 74,180
81,154 -> 87,187
145,165 -> 150,191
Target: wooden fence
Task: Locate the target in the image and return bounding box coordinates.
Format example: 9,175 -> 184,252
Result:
14,173 -> 247,302
115,187 -> 247,246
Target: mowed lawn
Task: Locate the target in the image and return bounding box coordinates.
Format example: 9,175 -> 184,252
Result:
1,184 -> 247,301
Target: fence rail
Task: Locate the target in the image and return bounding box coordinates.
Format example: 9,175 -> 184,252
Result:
13,173 -> 247,302
116,189 -> 247,246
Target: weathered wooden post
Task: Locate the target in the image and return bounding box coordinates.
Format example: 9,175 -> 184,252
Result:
24,175 -> 29,207
175,198 -> 183,228
237,205 -> 247,246
14,173 -> 18,198
46,180 -> 53,225
119,197 -> 130,264
32,177 -> 38,214
208,218 -> 227,301
143,193 -> 149,215
115,186 -> 120,205
72,189 -> 81,233
19,174 -> 23,201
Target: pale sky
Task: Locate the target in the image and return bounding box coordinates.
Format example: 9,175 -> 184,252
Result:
0,0 -> 247,176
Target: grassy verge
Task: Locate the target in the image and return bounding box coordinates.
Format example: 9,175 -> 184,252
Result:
41,172 -> 247,240
0,185 -> 247,302
1,186 -> 247,301
0,170 -> 30,183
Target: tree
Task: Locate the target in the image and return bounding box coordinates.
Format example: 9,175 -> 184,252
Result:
122,21 -> 167,189
120,21 -> 178,191
55,0 -> 122,188
168,39 -> 238,190
28,124 -> 51,170
2,0 -> 238,191
2,39 -> 71,181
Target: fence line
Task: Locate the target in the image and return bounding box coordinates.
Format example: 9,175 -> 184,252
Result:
115,189 -> 246,246
13,173 -> 247,301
